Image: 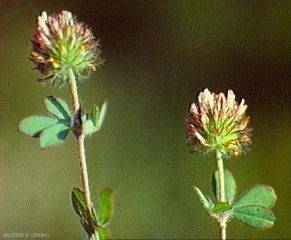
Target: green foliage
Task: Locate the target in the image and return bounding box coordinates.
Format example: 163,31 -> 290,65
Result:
18,116 -> 59,138
44,96 -> 71,121
232,205 -> 275,229
232,185 -> 277,229
71,187 -> 114,240
234,185 -> 277,208
82,101 -> 108,136
39,122 -> 70,148
20,11 -> 111,240
99,188 -> 114,226
19,96 -> 108,148
193,169 -> 276,229
18,96 -> 71,148
71,187 -> 88,228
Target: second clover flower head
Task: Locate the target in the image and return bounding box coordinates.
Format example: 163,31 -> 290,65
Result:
30,11 -> 104,86
186,88 -> 252,158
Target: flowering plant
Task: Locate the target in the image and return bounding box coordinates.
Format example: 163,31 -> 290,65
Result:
19,11 -> 113,240
186,89 -> 276,240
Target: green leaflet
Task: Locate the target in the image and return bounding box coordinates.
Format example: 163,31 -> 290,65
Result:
44,96 -> 71,121
234,185 -> 277,208
18,96 -> 71,148
39,122 -> 70,148
232,205 -> 275,229
18,116 -> 58,137
97,101 -> 108,129
82,101 -> 108,136
232,185 -> 276,229
90,104 -> 99,127
71,187 -> 88,227
99,188 -> 114,226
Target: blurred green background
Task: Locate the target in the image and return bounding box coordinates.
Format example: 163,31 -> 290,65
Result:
1,1 -> 290,239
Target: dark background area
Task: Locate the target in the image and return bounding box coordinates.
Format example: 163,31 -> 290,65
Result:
1,1 -> 290,239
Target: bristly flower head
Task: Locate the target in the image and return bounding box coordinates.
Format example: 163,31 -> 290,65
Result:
30,11 -> 104,86
186,88 -> 252,158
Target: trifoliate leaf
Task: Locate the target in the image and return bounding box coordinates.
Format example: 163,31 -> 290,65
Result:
234,185 -> 277,209
39,121 -> 70,148
44,96 -> 71,121
18,116 -> 58,137
233,205 -> 275,229
81,102 -> 107,136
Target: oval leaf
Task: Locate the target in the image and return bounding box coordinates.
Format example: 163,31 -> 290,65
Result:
44,96 -> 71,121
39,122 -> 70,148
212,169 -> 236,203
99,188 -> 114,226
18,116 -> 58,137
234,185 -> 277,209
233,205 -> 275,229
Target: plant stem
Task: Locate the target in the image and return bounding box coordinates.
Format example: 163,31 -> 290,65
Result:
69,70 -> 80,113
68,69 -> 95,239
216,151 -> 225,202
216,150 -> 227,240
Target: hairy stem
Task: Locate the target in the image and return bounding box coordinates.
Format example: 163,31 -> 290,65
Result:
68,69 -> 95,239
216,150 -> 226,240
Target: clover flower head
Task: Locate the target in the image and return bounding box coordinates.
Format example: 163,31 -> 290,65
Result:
30,11 -> 104,86
186,88 -> 252,158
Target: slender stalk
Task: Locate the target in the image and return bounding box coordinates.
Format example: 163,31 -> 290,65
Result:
216,150 -> 227,240
69,70 -> 80,113
216,151 -> 225,202
68,69 -> 96,239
